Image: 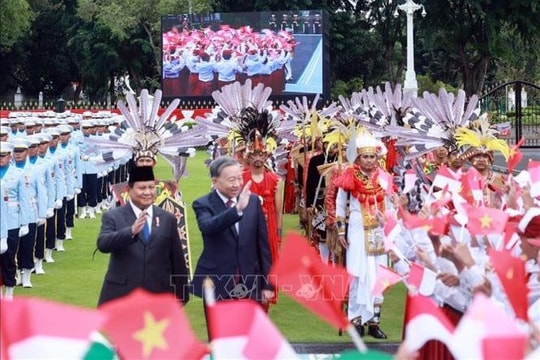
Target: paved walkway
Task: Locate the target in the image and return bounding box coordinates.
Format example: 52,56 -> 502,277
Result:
292,342 -> 399,354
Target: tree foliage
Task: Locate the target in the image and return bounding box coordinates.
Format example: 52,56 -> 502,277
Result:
0,0 -> 539,101
0,0 -> 33,54
418,0 -> 540,95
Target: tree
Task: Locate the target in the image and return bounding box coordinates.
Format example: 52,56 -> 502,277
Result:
0,0 -> 33,54
76,0 -> 214,91
10,0 -> 81,99
418,0 -> 540,95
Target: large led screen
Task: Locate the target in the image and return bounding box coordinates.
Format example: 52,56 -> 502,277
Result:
161,10 -> 329,103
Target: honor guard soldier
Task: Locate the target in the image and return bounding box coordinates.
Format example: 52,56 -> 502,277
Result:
12,138 -> 46,288
43,128 -> 65,262
0,142 -> 32,300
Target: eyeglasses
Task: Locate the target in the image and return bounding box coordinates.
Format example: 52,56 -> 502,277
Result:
13,149 -> 27,153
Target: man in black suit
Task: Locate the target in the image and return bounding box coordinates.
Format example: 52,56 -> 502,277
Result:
191,156 -> 274,303
96,166 -> 189,306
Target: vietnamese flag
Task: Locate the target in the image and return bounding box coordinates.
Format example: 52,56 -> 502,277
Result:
488,250 -> 529,321
0,297 -> 104,359
208,299 -> 298,359
507,137 -> 525,174
269,232 -> 350,329
403,294 -> 456,354
98,288 -> 209,360
465,205 -> 508,236
398,207 -> 448,235
528,160 -> 540,198
398,207 -> 430,231
371,265 -> 403,297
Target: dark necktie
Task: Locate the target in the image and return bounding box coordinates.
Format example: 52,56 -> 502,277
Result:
226,199 -> 234,208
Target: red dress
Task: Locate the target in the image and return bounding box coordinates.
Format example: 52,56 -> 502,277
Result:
243,169 -> 280,304
283,157 -> 297,214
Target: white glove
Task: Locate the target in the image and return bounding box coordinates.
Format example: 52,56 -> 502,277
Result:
75,188 -> 82,194
66,194 -> 74,201
0,238 -> 7,255
46,208 -> 55,218
19,225 -> 29,237
54,199 -> 63,209
37,218 -> 46,226
107,167 -> 113,173
82,155 -> 90,161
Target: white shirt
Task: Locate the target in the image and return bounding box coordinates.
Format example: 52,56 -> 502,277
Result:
129,202 -> 153,232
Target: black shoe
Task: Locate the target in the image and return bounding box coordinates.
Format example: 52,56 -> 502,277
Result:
367,324 -> 387,339
351,318 -> 364,337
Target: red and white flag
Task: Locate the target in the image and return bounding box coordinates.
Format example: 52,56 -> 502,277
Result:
383,210 -> 401,251
402,169 -> 417,194
0,297 -> 104,359
460,167 -> 484,205
376,168 -> 394,194
528,160 -> 540,198
403,294 -> 456,353
208,299 -> 298,359
450,293 -> 527,360
432,164 -> 461,193
405,262 -> 437,296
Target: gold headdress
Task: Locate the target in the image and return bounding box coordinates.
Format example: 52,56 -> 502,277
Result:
455,113 -> 510,161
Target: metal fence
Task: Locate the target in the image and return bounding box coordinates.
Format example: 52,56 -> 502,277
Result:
479,80 -> 540,148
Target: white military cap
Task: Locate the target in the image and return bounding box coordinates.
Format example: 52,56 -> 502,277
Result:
11,138 -> 31,150
0,142 -> 14,154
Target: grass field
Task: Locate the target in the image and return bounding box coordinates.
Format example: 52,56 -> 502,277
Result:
15,150 -> 406,343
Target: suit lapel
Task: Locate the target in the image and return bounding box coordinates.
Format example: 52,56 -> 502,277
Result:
210,191 -> 238,238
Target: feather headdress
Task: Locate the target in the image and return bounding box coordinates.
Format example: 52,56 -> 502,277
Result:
195,79 -> 288,162
83,89 -> 209,182
386,88 -> 480,159
337,82 -> 414,136
455,113 -> 510,161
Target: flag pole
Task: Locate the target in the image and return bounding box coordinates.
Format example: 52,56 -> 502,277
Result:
203,277 -> 216,342
345,324 -> 368,353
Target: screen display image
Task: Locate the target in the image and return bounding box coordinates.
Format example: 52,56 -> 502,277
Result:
161,10 -> 329,103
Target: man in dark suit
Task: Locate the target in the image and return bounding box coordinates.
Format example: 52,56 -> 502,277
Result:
191,156 -> 274,303
96,166 -> 189,306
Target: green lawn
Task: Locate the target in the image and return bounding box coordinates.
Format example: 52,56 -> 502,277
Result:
16,150 -> 405,343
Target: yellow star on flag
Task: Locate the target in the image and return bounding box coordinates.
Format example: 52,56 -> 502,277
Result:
382,279 -> 390,290
479,214 -> 492,229
506,268 -> 514,280
421,224 -> 432,232
133,311 -> 170,358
